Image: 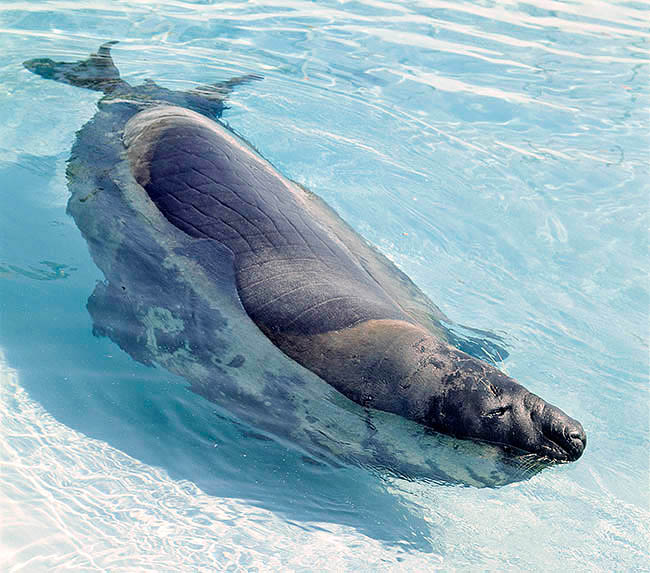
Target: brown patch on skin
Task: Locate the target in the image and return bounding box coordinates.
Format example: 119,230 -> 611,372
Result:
298,189 -> 449,341
273,319 -> 471,423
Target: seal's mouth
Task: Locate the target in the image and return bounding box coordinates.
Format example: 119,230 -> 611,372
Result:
538,438 -> 572,462
478,427 -> 586,463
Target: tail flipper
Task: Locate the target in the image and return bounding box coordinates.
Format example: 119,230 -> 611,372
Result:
23,41 -> 126,93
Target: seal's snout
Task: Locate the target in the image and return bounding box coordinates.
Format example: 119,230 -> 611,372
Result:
547,413 -> 586,461
532,396 -> 586,461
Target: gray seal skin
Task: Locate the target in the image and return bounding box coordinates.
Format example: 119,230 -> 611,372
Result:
24,43 -> 586,468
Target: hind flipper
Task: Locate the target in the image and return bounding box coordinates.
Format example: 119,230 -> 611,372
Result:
188,73 -> 263,102
23,41 -> 126,93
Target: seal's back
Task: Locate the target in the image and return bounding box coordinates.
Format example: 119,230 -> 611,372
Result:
124,106 -> 407,337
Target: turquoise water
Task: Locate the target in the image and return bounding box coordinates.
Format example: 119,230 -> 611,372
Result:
1,0 -> 648,570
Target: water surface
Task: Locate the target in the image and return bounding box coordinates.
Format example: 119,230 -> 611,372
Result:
1,0 -> 648,570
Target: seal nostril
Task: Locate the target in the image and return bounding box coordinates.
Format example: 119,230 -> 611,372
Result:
569,430 -> 583,442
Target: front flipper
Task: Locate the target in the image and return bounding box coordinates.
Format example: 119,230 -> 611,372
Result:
445,323 -> 510,364
23,41 -> 127,93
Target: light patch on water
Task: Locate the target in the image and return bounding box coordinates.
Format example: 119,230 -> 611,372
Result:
383,66 -> 579,112
337,25 -> 536,70
0,350 -> 437,572
405,16 -> 650,64
411,0 -> 650,40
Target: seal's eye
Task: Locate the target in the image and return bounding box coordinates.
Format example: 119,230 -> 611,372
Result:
485,406 -> 510,419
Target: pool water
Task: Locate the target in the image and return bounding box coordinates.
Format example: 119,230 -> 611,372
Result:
1,0 -> 648,570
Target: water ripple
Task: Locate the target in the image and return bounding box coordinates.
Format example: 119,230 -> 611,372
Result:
0,0 -> 648,569
0,352 -> 434,571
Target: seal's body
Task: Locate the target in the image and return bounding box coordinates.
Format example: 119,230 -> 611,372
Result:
124,106 -> 585,461
24,43 -> 586,462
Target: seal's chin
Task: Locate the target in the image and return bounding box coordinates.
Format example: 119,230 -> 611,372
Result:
486,436 -> 584,464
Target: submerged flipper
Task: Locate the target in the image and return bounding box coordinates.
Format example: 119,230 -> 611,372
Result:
182,74 -> 263,119
24,41 -> 126,93
446,323 -> 510,364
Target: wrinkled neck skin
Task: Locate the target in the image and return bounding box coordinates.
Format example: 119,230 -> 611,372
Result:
277,319 -> 586,462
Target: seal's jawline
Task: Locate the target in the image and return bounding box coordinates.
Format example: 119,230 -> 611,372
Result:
463,435 -> 569,462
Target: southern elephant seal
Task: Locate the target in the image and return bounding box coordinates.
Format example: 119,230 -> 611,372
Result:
24,42 -> 586,463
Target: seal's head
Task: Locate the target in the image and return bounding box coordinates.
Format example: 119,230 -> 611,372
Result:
426,363 -> 586,462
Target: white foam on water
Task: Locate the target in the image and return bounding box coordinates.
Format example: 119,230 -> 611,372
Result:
0,350 -> 437,572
